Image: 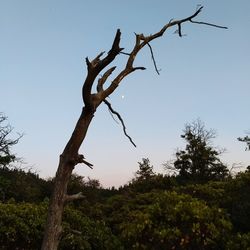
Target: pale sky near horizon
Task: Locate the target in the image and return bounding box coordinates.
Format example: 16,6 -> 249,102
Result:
1,1 -> 250,187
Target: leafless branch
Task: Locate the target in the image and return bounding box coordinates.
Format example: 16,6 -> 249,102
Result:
76,154 -> 93,169
97,72 -> 135,144
120,51 -> 131,56
146,42 -> 160,75
190,20 -> 228,29
107,107 -> 120,124
103,99 -> 136,147
82,29 -> 123,108
101,6 -> 227,100
83,6 -> 227,106
80,6 -> 227,148
97,67 -> 116,93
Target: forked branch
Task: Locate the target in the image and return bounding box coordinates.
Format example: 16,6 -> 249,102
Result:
82,29 -> 123,108
82,6 -> 227,147
101,6 -> 227,99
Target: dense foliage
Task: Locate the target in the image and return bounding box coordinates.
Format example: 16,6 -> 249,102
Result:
1,166 -> 250,249
0,201 -> 122,250
104,191 -> 232,250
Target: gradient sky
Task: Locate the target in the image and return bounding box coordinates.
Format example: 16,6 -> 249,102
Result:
1,0 -> 250,187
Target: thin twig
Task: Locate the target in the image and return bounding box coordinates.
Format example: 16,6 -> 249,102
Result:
120,51 -> 131,56
108,108 -> 120,124
103,99 -> 136,147
146,42 -> 160,75
190,20 -> 228,29
178,23 -> 182,37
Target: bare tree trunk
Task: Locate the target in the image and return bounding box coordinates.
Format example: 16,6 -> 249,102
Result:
41,108 -> 94,250
41,160 -> 72,250
41,7 -> 226,249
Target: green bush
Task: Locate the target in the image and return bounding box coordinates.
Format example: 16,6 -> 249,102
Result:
0,202 -> 46,249
115,191 -> 232,249
0,201 -> 122,250
60,206 -> 123,250
227,233 -> 250,250
222,172 -> 250,233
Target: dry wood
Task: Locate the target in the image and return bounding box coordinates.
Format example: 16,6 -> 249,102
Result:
41,7 -> 227,249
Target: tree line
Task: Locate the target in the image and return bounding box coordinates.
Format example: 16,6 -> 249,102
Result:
0,114 -> 250,249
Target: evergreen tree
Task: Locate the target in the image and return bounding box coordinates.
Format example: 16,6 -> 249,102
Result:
135,158 -> 155,180
171,120 -> 228,183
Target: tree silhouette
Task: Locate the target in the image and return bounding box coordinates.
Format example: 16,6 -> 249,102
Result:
41,7 -> 227,249
0,114 -> 22,167
136,158 -> 155,180
171,120 -> 228,183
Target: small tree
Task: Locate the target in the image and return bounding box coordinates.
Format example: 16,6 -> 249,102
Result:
135,158 -> 155,181
168,120 -> 228,183
41,7 -> 227,249
0,114 -> 22,167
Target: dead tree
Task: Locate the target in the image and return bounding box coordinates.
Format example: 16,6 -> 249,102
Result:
41,7 -> 227,250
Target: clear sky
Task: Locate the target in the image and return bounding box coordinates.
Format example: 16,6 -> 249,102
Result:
1,0 -> 250,187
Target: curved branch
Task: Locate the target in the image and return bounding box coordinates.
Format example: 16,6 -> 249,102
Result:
97,67 -> 116,93
146,42 -> 160,75
102,67 -> 145,99
104,99 -> 136,147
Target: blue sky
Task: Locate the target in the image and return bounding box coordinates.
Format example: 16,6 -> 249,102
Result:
1,1 -> 250,187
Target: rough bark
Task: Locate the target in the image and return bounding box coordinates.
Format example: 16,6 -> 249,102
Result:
41,108 -> 94,250
41,7 -> 227,249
